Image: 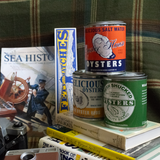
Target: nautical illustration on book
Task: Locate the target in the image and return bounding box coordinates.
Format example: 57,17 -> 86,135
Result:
0,47 -> 56,134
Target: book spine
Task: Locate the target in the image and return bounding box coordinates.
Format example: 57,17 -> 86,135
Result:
56,113 -> 126,150
38,136 -> 107,160
46,127 -> 135,160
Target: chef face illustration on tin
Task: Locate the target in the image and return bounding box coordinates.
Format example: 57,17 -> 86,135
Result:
92,34 -> 116,59
73,88 -> 89,109
103,82 -> 135,122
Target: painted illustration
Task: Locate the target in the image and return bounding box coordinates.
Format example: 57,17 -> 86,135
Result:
73,88 -> 89,109
92,33 -> 116,59
26,78 -> 53,126
0,47 -> 55,133
55,28 -> 77,114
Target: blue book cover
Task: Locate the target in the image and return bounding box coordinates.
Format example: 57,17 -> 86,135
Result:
0,46 -> 62,148
1,47 -> 55,128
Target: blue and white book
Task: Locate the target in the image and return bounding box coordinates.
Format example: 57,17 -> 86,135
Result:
39,135 -> 160,160
39,135 -> 108,160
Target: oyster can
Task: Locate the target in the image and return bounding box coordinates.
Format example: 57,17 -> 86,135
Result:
73,70 -> 104,120
103,72 -> 147,129
85,21 -> 126,75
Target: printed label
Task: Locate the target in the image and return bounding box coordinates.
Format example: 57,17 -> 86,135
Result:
85,25 -> 126,72
73,77 -> 104,119
55,28 -> 77,114
103,79 -> 147,128
104,82 -> 135,122
57,30 -> 69,112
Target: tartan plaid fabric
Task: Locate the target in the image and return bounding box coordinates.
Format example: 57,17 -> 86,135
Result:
0,0 -> 160,147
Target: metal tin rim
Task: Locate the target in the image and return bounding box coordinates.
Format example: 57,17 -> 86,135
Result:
73,69 -> 125,77
105,122 -> 147,130
103,71 -> 147,80
85,20 -> 126,27
73,115 -> 103,121
73,69 -> 104,78
85,70 -> 125,76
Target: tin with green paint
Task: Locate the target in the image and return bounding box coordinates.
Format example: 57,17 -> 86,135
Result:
103,72 -> 147,129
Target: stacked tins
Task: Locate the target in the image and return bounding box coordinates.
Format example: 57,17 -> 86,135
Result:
73,21 -> 147,129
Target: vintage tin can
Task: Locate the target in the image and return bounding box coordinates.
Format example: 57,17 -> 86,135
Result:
103,72 -> 147,129
85,21 -> 126,75
73,70 -> 104,121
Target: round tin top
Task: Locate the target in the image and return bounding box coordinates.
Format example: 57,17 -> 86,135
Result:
85,21 -> 126,27
103,71 -> 147,80
73,69 -> 103,78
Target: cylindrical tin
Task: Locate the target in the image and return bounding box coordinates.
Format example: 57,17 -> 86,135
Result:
73,70 -> 104,121
85,21 -> 126,75
103,72 -> 147,129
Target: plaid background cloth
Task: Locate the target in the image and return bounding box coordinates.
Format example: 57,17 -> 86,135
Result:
0,0 -> 160,148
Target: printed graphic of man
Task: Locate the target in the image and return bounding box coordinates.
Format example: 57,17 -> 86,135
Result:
26,79 -> 52,126
92,34 -> 116,59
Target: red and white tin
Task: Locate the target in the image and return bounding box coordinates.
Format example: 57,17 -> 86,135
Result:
85,21 -> 126,75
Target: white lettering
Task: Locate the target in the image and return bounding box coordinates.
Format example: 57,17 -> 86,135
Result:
107,61 -> 111,67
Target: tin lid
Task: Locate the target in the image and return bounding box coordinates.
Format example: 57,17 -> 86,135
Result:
85,21 -> 126,27
103,71 -> 147,80
73,69 -> 103,78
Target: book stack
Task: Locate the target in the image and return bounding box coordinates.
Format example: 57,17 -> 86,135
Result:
56,111 -> 160,151
44,113 -> 160,160
42,128 -> 160,160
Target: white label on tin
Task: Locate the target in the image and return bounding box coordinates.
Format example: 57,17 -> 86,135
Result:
104,82 -> 135,122
73,78 -> 103,109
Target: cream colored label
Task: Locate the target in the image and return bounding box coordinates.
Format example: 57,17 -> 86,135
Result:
73,77 -> 104,118
104,82 -> 135,122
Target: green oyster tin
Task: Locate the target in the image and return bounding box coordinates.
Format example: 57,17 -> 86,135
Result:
103,72 -> 147,129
